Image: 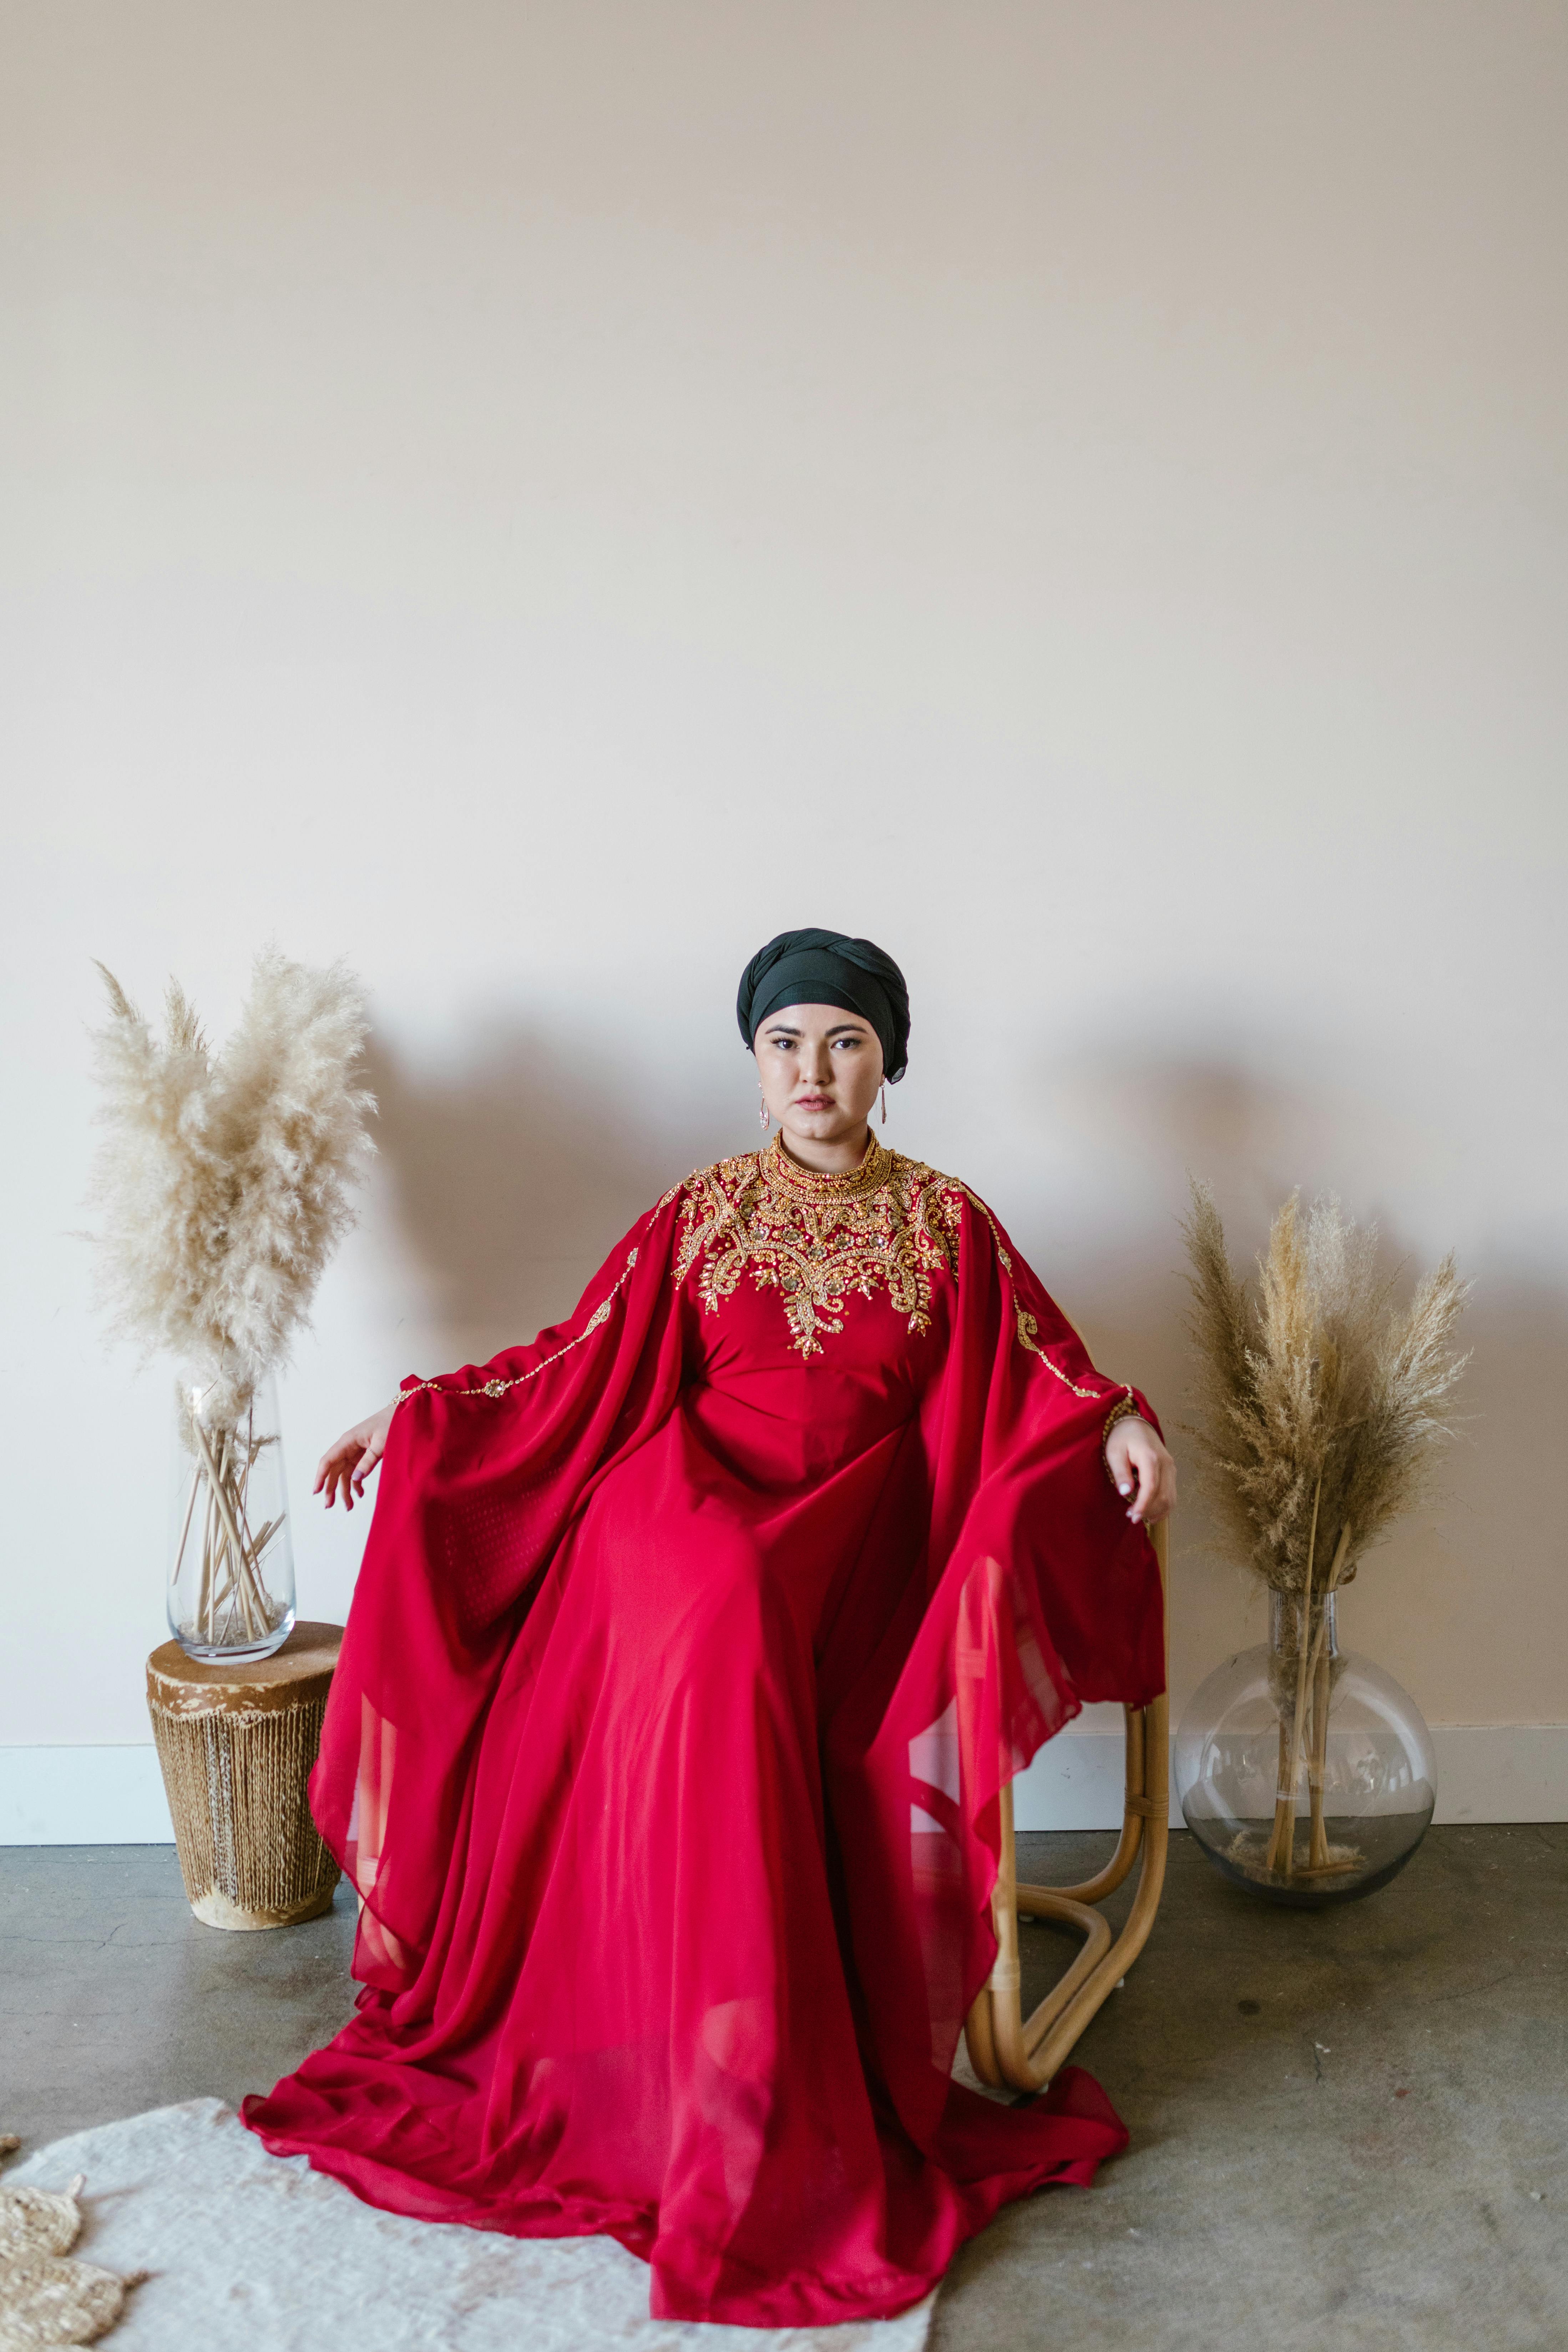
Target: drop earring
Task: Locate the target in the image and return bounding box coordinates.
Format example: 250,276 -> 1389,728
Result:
880,1085 -> 887,1126
759,1088 -> 772,1132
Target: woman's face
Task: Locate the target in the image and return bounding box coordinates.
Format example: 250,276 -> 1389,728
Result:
754,1003 -> 885,1152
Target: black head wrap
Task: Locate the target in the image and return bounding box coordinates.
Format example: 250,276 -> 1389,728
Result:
736,928 -> 910,1084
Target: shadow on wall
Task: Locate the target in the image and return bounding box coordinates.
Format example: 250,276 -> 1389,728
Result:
364,1024 -> 725,1369
1030,1044 -> 1458,1234
1334,1272 -> 1568,1718
1018,1043 -> 1568,1712
1008,1047 -> 1345,1424
1020,1036 -> 1470,1437
365,1021 -> 1566,1708
366,1031 -> 1349,1410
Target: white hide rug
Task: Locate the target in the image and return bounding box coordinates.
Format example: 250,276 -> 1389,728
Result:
5,2101 -> 936,2352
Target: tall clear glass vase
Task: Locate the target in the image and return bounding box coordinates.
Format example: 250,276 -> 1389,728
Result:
169,1366 -> 295,1663
1174,1590 -> 1436,1907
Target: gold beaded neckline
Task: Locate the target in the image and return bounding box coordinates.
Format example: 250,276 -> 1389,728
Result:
762,1132 -> 894,1202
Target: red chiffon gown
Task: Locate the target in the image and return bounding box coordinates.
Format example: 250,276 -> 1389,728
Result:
244,1137 -> 1165,2326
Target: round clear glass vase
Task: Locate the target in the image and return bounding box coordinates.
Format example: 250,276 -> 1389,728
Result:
1174,1592 -> 1435,1907
169,1367 -> 295,1663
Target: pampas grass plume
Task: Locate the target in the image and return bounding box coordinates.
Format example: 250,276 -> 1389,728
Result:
87,951 -> 375,1418
1182,1180 -> 1470,1590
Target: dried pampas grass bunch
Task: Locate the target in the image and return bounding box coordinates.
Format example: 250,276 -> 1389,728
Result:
1182,1181 -> 1470,1597
87,951 -> 374,1653
1181,1180 -> 1470,1881
87,950 -> 375,1422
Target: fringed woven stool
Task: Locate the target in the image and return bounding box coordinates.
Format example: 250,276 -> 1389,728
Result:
146,1622 -> 343,1931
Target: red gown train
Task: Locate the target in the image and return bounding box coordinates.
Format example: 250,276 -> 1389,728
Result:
243,1138 -> 1165,2326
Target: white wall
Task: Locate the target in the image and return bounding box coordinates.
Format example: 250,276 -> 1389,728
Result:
3,3 -> 1565,1821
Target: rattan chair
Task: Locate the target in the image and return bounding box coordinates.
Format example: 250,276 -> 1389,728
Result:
963,1518 -> 1169,2093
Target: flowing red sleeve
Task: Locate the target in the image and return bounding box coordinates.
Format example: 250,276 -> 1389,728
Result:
824,1184 -> 1166,2155
310,1193 -> 688,1988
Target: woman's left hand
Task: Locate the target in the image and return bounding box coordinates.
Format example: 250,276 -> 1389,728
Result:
1106,1417 -> 1177,1525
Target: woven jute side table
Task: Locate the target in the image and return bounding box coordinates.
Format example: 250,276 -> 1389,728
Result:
146,1620 -> 343,1931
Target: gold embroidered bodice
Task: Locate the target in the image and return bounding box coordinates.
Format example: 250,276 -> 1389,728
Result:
400,1135 -> 1128,1417
670,1136 -> 965,1359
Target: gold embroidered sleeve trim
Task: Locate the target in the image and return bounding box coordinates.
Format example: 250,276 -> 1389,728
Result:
398,1244 -> 640,1405
1100,1394 -> 1147,1487
957,1184 -> 1133,1412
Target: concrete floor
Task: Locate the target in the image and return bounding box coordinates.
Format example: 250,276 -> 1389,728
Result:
3,1827 -> 1564,2350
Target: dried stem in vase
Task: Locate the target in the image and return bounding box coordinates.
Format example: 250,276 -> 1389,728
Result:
1182,1183 -> 1469,1890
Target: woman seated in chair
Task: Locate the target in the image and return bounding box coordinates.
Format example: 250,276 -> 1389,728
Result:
243,927 -> 1175,2327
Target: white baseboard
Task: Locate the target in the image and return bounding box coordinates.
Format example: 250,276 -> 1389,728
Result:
1426,1725 -> 1568,1824
0,1746 -> 174,1844
1008,1721 -> 1568,1832
1,1727 -> 1564,1845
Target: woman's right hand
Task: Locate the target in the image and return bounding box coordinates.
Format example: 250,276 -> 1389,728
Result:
315,1400 -> 399,1512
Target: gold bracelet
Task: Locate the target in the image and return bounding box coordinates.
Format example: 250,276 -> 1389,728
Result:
1101,1393 -> 1144,1489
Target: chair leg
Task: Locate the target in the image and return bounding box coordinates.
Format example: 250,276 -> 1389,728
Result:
1025,1692 -> 1168,2087
963,1522 -> 1170,2095
966,1706 -> 1168,2093
1023,1706 -> 1145,1909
